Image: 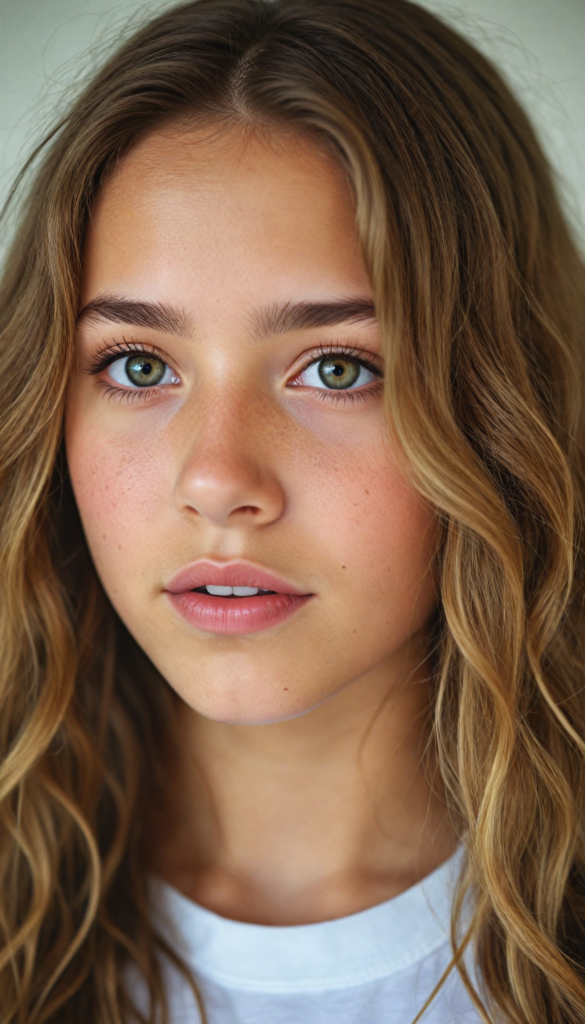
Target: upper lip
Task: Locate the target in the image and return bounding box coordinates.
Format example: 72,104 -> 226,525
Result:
165,560 -> 309,596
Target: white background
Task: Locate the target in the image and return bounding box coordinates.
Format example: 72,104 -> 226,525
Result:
0,0 -> 583,254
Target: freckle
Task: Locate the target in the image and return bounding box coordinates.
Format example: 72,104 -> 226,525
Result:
342,565 -> 346,569
365,489 -> 369,495
283,687 -> 288,691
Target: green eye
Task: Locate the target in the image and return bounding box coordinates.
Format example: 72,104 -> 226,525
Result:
317,357 -> 361,390
125,354 -> 166,387
297,352 -> 379,392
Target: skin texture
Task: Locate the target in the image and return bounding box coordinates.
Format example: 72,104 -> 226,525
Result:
66,125 -> 455,924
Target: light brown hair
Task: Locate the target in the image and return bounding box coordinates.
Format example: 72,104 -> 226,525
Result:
1,1 -> 584,1021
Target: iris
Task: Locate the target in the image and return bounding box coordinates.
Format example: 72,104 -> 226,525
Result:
125,354 -> 166,387
317,356 -> 360,390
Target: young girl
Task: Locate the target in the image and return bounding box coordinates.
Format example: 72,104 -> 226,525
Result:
1,0 -> 584,1021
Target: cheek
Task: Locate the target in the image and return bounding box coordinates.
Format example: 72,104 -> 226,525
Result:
286,399 -> 435,582
64,407 -> 171,594
297,430 -> 437,629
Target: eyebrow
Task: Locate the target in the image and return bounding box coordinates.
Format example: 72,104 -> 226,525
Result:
76,294 -> 377,338
251,298 -> 377,337
77,295 -> 191,336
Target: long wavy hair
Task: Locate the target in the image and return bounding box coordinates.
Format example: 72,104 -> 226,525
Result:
1,0 -> 584,1021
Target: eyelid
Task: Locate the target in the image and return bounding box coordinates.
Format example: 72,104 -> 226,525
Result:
84,338 -> 176,376
289,342 -> 383,383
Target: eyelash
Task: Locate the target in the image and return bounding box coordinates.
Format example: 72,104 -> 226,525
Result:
87,338 -> 161,376
86,339 -> 383,404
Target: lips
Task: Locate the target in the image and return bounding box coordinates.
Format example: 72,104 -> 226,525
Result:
165,560 -> 312,635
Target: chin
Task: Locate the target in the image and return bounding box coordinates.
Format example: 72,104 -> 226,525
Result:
178,681 -> 323,726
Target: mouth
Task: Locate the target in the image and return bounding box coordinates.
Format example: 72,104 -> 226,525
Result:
165,560 -> 313,635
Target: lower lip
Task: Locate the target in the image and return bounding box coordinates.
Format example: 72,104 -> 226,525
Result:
166,590 -> 312,635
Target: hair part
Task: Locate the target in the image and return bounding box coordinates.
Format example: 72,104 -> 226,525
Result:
1,1 -> 585,1021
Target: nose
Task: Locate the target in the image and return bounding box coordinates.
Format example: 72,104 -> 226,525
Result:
173,400 -> 285,528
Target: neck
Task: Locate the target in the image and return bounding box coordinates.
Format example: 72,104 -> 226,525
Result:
149,647 -> 457,925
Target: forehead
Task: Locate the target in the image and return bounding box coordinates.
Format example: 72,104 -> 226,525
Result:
81,124 -> 370,311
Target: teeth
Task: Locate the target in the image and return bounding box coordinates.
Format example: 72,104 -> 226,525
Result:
205,585 -> 261,597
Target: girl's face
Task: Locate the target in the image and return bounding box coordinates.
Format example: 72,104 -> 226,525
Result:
66,125 -> 437,724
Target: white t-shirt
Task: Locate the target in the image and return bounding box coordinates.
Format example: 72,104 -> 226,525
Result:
134,848 -> 482,1023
